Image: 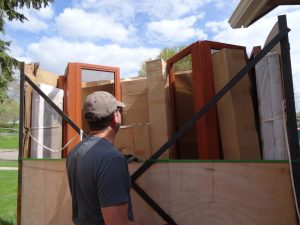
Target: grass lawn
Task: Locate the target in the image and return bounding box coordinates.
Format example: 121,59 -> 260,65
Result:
0,135 -> 18,149
0,128 -> 18,133
0,160 -> 18,167
0,170 -> 18,225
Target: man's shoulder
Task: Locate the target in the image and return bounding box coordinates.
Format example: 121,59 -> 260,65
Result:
100,143 -> 124,161
68,136 -> 125,164
85,137 -> 125,161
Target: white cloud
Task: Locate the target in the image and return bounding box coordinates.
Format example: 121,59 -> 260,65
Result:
6,6 -> 54,32
80,0 -> 135,22
55,8 -> 132,43
147,15 -> 207,45
25,37 -> 160,77
8,15 -> 47,32
213,0 -> 239,11
35,5 -> 54,19
78,0 -> 230,21
140,0 -> 209,20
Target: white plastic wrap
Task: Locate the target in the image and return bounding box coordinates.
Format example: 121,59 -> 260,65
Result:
30,84 -> 64,158
255,52 -> 287,160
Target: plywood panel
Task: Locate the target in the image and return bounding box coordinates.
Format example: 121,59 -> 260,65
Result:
21,160 -> 72,225
20,161 -> 297,225
131,162 -> 297,225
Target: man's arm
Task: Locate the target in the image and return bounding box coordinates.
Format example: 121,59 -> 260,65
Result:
101,203 -> 141,225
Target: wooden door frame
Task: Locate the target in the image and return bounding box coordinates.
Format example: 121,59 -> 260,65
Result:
63,63 -> 121,155
167,41 -> 246,159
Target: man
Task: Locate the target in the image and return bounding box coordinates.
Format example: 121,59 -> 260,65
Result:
67,91 -> 140,225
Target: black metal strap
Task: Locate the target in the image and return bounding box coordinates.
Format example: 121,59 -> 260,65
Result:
131,27 -> 290,182
132,182 -> 178,225
24,74 -> 86,137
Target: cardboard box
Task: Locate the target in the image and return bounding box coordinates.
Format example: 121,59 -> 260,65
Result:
173,71 -> 198,159
114,125 -> 135,156
132,124 -> 152,159
36,68 -> 59,87
146,59 -> 170,159
114,124 -> 152,160
212,48 -> 260,159
121,77 -> 149,125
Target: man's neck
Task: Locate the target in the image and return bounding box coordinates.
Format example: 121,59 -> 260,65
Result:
89,128 -> 116,144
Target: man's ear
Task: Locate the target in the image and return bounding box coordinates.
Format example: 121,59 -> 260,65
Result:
112,112 -> 120,125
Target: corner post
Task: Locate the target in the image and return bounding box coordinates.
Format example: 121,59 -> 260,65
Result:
17,62 -> 25,225
278,15 -> 300,223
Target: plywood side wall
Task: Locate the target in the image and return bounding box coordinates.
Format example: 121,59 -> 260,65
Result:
132,162 -> 297,225
20,161 -> 297,225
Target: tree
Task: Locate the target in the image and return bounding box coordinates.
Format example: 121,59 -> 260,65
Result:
0,97 -> 19,125
157,46 -> 192,71
0,0 -> 54,103
138,45 -> 192,77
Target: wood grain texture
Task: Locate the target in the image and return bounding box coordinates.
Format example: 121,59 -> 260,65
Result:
130,162 -> 297,225
20,161 -> 297,225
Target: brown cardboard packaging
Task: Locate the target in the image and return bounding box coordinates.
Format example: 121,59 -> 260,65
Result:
173,71 -> 198,159
132,124 -> 152,159
212,48 -> 260,159
121,77 -> 149,125
114,125 -> 135,156
35,68 -> 59,87
114,124 -> 152,160
146,59 -> 170,159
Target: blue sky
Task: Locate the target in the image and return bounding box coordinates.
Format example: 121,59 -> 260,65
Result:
3,0 -> 300,110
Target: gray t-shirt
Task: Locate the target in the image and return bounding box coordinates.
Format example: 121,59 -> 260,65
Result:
67,136 -> 133,225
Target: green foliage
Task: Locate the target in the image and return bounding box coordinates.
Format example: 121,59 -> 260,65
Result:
0,170 -> 18,225
0,134 -> 19,149
158,46 -> 192,72
0,127 -> 18,133
0,99 -> 19,125
138,45 -> 192,77
0,41 -> 18,103
156,46 -> 185,60
138,62 -> 147,77
0,0 -> 54,26
0,0 -> 54,102
0,123 -> 19,129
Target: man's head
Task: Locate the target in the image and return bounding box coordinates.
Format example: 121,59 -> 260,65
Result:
83,91 -> 125,132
